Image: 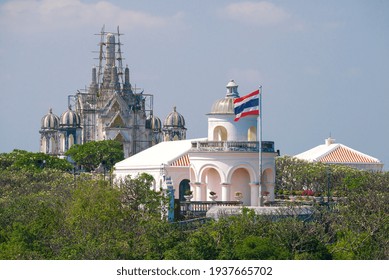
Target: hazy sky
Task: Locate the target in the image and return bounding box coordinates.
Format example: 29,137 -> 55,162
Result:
0,0 -> 388,169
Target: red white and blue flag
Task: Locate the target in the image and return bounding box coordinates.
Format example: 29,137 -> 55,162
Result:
233,89 -> 260,122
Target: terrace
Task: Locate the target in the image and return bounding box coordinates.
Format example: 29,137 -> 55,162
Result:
190,141 -> 276,153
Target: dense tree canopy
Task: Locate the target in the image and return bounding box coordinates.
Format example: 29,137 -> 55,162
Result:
65,140 -> 124,172
0,149 -> 73,172
0,152 -> 387,260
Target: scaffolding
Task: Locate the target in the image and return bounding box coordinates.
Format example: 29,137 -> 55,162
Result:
68,89 -> 97,143
94,25 -> 125,94
68,26 -> 156,156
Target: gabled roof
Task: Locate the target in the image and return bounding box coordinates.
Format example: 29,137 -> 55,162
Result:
114,138 -> 206,170
294,138 -> 382,165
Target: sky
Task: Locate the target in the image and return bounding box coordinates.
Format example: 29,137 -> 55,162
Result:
0,0 -> 388,169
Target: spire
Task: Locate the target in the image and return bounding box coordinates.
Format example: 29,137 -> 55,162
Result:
123,65 -> 132,94
105,33 -> 115,68
102,33 -> 116,89
89,66 -> 98,94
125,65 -> 130,85
110,66 -> 120,91
91,66 -> 97,85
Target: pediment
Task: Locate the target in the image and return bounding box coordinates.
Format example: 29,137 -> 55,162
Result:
109,113 -> 126,128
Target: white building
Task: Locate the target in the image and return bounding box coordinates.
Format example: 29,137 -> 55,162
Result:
114,80 -> 278,206
294,137 -> 383,171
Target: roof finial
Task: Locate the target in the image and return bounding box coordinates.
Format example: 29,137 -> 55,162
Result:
226,79 -> 239,97
325,137 -> 335,146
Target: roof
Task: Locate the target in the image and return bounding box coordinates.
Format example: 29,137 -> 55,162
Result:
114,138 -> 206,170
294,137 -> 382,165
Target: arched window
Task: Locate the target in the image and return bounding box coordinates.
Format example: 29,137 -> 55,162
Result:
41,137 -> 47,153
213,126 -> 227,141
60,134 -> 65,153
248,126 -> 256,141
68,134 -> 74,149
50,137 -> 56,154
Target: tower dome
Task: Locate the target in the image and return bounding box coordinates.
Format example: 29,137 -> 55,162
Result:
60,106 -> 81,128
146,114 -> 162,130
41,108 -> 60,129
164,106 -> 185,128
163,106 -> 186,141
209,80 -> 239,115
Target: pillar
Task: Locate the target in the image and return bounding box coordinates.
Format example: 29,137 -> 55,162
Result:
221,182 -> 231,201
249,183 -> 259,206
191,182 -> 206,201
265,182 -> 275,201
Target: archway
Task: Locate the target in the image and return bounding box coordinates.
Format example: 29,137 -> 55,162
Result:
231,168 -> 251,205
179,179 -> 191,201
213,126 -> 227,141
262,168 -> 275,201
200,167 -> 222,201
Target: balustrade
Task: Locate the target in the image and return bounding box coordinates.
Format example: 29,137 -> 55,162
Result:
180,201 -> 242,217
191,141 -> 274,152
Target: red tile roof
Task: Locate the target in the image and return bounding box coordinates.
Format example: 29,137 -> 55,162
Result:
170,154 -> 190,166
319,145 -> 379,163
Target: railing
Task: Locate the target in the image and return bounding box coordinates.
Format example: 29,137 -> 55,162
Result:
191,141 -> 275,152
180,201 -> 243,217
173,217 -> 211,231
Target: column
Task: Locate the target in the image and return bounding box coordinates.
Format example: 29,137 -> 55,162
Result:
265,182 -> 275,201
249,183 -> 259,206
191,182 -> 207,201
221,183 -> 231,201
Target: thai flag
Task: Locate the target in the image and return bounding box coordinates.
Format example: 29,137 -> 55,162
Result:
233,89 -> 260,121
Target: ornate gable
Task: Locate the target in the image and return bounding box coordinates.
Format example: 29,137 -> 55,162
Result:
109,113 -> 126,128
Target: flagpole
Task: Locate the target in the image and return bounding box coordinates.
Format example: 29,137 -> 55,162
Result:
258,85 -> 263,207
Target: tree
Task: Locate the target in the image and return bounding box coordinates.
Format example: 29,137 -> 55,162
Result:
0,149 -> 73,172
275,155 -> 370,196
61,178 -> 132,259
235,236 -> 289,260
0,169 -> 74,259
328,171 -> 389,259
65,140 -> 124,172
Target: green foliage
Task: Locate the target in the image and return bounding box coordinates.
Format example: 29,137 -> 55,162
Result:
0,152 -> 387,260
0,149 -> 73,172
0,169 -> 73,259
61,179 -> 131,259
164,225 -> 219,260
65,140 -> 124,172
235,236 -> 289,260
328,171 -> 389,259
276,155 -> 370,196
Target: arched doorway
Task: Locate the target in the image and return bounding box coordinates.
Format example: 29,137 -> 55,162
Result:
200,167 -> 222,201
179,179 -> 190,201
231,168 -> 251,205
